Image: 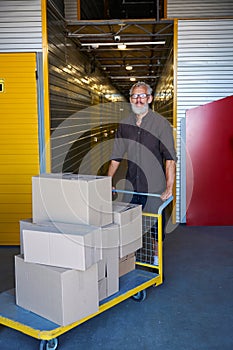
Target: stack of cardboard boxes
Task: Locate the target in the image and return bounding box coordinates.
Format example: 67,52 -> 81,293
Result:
15,173 -> 142,326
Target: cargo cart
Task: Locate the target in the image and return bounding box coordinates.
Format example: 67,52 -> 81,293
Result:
0,191 -> 173,350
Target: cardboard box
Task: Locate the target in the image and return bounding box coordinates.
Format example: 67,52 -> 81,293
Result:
101,224 -> 120,296
98,277 -> 107,301
21,219 -> 102,271
15,255 -> 99,326
32,173 -> 113,227
119,253 -> 135,277
97,259 -> 105,281
113,202 -> 142,258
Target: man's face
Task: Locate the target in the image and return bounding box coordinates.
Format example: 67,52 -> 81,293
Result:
130,86 -> 152,115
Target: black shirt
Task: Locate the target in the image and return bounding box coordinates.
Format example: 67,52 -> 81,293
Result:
111,109 -> 177,194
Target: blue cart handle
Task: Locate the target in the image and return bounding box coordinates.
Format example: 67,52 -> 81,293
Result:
112,189 -> 173,214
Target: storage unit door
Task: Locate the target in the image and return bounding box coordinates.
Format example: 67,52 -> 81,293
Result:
0,53 -> 40,245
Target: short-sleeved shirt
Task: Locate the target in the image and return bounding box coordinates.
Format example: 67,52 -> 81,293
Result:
111,108 -> 177,195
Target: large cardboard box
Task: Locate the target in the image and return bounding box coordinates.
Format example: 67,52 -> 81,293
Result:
32,173 -> 113,227
15,255 -> 99,326
119,253 -> 136,277
21,219 -> 102,271
113,202 -> 142,258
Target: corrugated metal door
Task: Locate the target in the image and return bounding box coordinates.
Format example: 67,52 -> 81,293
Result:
0,0 -> 42,53
0,53 -> 40,245
167,0 -> 233,18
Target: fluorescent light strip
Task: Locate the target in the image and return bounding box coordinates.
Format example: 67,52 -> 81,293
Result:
81,41 -> 165,47
109,76 -> 159,79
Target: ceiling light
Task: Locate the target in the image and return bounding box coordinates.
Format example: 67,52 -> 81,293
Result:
81,78 -> 90,84
122,41 -> 165,46
130,77 -> 136,81
125,65 -> 133,71
91,44 -> 99,49
110,76 -> 159,79
117,43 -> 126,50
81,41 -> 165,47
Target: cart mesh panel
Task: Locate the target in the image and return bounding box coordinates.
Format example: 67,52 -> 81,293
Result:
136,215 -> 158,265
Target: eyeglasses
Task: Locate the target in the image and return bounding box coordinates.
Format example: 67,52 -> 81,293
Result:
130,93 -> 150,99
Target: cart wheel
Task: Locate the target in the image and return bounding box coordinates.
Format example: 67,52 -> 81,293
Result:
39,338 -> 58,350
132,289 -> 146,302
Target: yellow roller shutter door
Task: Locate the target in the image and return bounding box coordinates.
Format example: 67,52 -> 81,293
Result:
0,53 -> 40,245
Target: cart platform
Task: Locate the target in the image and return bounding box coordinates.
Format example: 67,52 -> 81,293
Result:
0,268 -> 159,342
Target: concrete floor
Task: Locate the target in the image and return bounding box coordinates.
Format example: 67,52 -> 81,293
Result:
0,224 -> 232,350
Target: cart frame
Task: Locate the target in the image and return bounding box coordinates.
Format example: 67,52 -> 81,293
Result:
0,192 -> 173,349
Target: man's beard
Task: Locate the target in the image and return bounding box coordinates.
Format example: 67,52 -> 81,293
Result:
131,103 -> 148,115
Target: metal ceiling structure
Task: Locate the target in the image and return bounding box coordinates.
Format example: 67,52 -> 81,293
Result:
65,1 -> 174,99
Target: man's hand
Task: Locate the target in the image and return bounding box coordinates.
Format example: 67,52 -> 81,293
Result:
160,188 -> 173,201
112,186 -> 117,197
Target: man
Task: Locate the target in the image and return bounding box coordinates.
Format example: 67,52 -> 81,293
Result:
108,81 -> 177,265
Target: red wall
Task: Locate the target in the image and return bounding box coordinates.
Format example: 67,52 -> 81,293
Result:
186,95 -> 233,226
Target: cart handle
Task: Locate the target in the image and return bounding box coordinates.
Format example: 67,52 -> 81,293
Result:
112,189 -> 173,215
